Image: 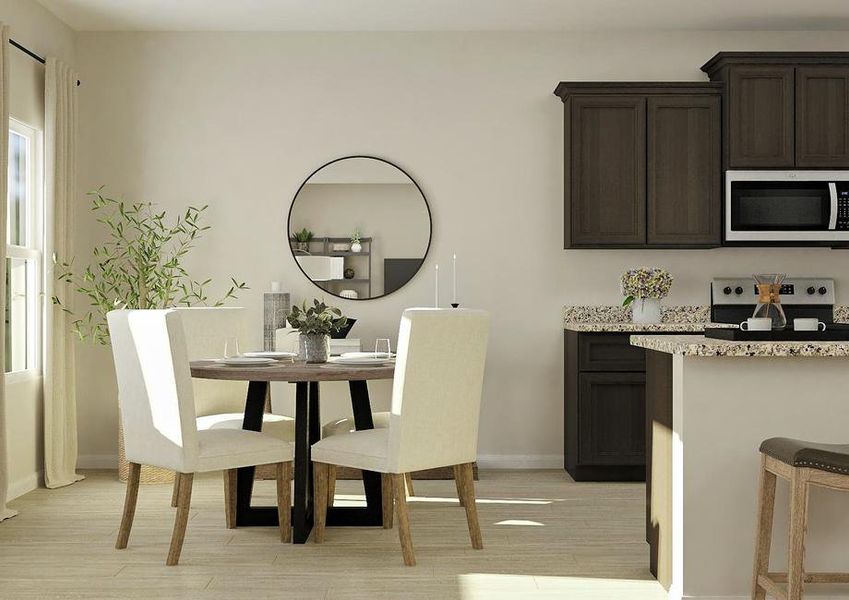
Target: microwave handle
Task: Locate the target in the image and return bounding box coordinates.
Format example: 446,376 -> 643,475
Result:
829,183 -> 838,230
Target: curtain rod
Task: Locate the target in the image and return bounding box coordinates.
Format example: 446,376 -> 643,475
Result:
8,38 -> 81,87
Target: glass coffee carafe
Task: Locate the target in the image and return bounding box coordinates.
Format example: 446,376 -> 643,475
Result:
752,273 -> 787,330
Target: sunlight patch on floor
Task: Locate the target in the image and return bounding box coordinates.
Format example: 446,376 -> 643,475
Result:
458,573 -> 667,600
494,519 -> 545,526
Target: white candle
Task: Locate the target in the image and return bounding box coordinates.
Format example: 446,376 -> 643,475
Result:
270,281 -> 281,293
452,254 -> 457,304
434,264 -> 439,308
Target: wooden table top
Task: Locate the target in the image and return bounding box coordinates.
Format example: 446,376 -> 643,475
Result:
190,359 -> 395,382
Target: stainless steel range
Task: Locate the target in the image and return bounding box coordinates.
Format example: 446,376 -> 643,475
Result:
710,277 -> 836,325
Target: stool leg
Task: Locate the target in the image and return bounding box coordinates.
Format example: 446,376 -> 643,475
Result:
752,455 -> 777,600
787,468 -> 811,600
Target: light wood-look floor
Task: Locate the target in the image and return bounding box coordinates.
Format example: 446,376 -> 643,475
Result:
0,470 -> 666,599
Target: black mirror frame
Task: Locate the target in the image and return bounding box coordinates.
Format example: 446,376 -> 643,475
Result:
287,155 -> 433,301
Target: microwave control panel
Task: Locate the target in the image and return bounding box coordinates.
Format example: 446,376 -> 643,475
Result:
836,183 -> 849,230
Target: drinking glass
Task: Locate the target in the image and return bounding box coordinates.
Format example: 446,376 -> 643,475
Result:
375,338 -> 391,359
224,337 -> 240,359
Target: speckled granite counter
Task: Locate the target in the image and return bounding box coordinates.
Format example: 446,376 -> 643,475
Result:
563,305 -> 734,332
630,334 -> 849,357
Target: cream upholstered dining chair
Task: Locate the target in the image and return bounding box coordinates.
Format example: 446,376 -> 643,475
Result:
108,309 -> 294,565
311,308 -> 491,566
176,307 -> 295,514
176,307 -> 295,439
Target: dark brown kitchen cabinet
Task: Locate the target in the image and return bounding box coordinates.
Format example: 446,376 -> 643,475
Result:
727,66 -> 795,168
796,67 -> 849,167
569,96 -> 646,246
701,52 -> 849,169
565,330 -> 649,482
647,95 -> 722,245
554,83 -> 722,249
578,372 -> 646,466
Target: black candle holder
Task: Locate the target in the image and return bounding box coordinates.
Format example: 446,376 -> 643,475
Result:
451,302 -> 460,309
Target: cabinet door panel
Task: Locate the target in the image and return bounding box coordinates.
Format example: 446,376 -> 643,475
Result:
647,95 -> 721,246
578,372 -> 646,466
796,67 -> 849,168
570,96 -> 646,246
728,67 -> 795,168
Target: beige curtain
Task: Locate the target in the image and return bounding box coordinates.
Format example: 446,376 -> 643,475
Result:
43,58 -> 83,489
0,23 -> 17,521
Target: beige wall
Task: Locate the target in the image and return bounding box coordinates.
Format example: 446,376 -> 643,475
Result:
1,0 -> 76,497
75,30 -> 849,467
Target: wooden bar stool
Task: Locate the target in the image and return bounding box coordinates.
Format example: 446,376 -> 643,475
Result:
753,437 -> 849,600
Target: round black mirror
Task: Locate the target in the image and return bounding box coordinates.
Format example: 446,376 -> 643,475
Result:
288,156 -> 432,300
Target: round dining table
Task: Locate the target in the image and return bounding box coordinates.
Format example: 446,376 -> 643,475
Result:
190,359 -> 395,544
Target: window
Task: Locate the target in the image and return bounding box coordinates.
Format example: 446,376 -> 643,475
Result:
6,118 -> 43,375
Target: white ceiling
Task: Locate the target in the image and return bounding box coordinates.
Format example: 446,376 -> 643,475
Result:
35,0 -> 849,32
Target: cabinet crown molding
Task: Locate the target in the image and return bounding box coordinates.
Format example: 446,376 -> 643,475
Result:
701,51 -> 849,77
554,82 -> 721,101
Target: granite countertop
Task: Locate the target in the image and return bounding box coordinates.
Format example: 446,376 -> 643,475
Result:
630,334 -> 849,358
563,305 -> 735,333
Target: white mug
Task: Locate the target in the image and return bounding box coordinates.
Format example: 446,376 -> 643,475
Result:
740,317 -> 772,331
793,318 -> 827,332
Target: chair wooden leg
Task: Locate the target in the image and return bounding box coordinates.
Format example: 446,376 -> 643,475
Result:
456,463 -> 483,549
381,473 -> 394,529
170,472 -> 181,508
453,464 -> 465,507
787,468 -> 811,600
223,469 -> 237,529
752,455 -> 777,600
277,462 -> 292,543
404,472 -> 415,497
327,464 -> 337,508
313,462 -> 329,544
392,473 -> 415,566
115,462 -> 141,549
166,473 -> 194,566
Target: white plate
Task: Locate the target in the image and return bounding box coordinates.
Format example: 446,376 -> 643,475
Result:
340,352 -> 396,359
214,357 -> 277,366
329,356 -> 394,366
242,351 -> 298,360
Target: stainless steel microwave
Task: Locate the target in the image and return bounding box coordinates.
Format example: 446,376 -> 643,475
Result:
725,171 -> 849,243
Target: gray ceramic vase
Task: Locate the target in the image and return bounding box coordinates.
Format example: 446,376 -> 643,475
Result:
300,333 -> 330,363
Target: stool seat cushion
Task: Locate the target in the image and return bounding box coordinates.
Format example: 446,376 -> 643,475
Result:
760,437 -> 849,475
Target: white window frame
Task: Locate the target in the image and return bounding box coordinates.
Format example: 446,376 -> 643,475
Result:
6,117 -> 44,382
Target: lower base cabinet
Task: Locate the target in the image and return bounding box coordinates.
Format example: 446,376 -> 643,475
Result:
565,330 -> 665,482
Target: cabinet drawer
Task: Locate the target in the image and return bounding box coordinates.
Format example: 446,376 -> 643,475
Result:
579,334 -> 646,372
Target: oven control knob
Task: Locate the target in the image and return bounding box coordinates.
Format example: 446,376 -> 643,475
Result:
818,286 -> 828,295
723,286 -> 732,295
807,286 -> 817,295
734,286 -> 744,295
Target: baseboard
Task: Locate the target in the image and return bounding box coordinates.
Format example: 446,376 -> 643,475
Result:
8,471 -> 41,500
78,454 -> 118,469
476,454 -> 563,469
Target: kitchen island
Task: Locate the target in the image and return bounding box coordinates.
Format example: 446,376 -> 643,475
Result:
630,334 -> 849,600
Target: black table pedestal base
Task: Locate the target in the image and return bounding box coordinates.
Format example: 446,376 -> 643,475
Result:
234,379 -> 384,542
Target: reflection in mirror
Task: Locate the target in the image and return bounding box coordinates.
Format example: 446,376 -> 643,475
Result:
288,156 -> 432,300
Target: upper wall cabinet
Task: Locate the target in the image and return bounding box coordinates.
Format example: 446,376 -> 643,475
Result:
554,83 -> 722,249
701,52 -> 849,169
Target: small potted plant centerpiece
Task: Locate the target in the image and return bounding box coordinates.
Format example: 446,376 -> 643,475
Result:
293,228 -> 313,253
621,267 -> 673,324
350,229 -> 363,253
287,299 -> 348,363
